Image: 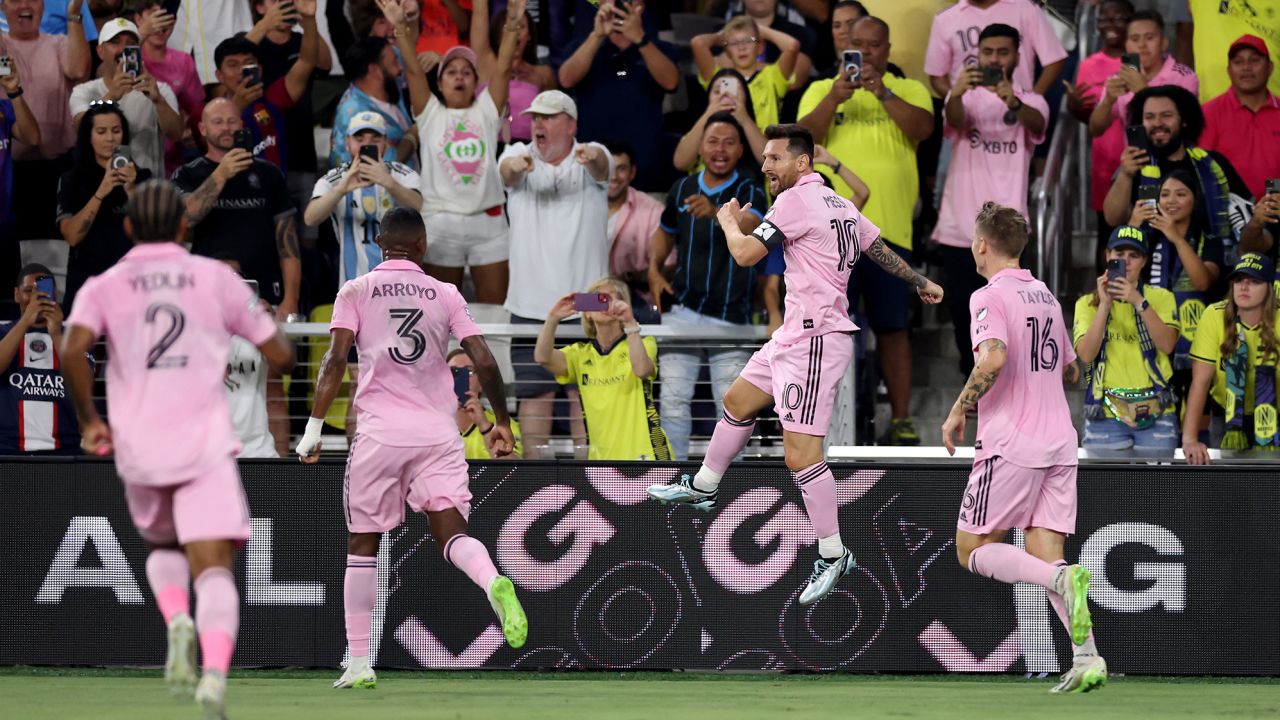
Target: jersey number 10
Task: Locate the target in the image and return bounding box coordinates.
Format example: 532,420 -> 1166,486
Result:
829,218 -> 859,272
1025,316 -> 1059,372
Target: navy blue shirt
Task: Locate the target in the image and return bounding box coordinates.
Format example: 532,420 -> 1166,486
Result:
0,323 -> 83,454
660,170 -> 768,325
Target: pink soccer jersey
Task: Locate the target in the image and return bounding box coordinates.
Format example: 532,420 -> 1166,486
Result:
1076,51 -> 1124,211
923,0 -> 1067,93
330,259 -> 482,447
66,243 -> 279,486
1111,55 -> 1199,130
934,87 -> 1049,248
968,268 -> 1078,468
751,172 -> 878,345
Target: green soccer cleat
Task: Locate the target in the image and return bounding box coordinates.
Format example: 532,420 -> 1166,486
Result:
488,576 -> 528,649
332,660 -> 377,689
164,613 -> 197,701
1051,655 -> 1108,694
1060,564 -> 1094,646
879,418 -> 921,446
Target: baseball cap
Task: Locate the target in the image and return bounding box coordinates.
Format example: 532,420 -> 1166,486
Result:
438,46 -> 478,80
100,18 -> 141,45
522,90 -> 578,119
1107,225 -> 1148,254
347,111 -> 387,137
1228,34 -> 1270,60
1228,252 -> 1275,282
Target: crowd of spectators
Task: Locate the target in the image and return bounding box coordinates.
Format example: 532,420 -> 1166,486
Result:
0,0 -> 1277,463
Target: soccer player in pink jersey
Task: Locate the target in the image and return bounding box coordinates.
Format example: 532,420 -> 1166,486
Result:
649,124 -> 944,605
59,180 -> 297,719
940,202 -> 1107,694
296,207 -> 526,690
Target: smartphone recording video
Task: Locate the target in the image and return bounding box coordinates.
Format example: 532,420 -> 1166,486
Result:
572,293 -> 611,312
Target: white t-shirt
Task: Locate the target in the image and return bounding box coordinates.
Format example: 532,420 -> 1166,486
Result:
416,91 -> 506,216
225,336 -> 277,459
170,0 -> 253,85
311,160 -> 422,283
69,79 -> 179,177
500,141 -> 613,320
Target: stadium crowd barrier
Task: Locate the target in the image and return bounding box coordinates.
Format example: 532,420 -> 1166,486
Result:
6,459 -> 1276,675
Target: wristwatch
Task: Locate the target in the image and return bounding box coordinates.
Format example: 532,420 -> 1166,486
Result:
624,324 -> 642,335
1137,297 -> 1150,312
635,34 -> 651,49
67,13 -> 82,24
1008,97 -> 1024,112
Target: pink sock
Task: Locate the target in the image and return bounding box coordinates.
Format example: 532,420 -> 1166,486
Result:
443,535 -> 499,591
194,567 -> 239,674
1046,560 -> 1098,654
702,411 -> 756,476
344,555 -> 377,658
795,462 -> 840,543
967,543 -> 1059,589
145,549 -> 190,624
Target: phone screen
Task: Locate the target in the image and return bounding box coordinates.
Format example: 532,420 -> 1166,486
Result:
572,293 -> 611,312
35,275 -> 56,301
451,367 -> 471,407
1266,179 -> 1280,197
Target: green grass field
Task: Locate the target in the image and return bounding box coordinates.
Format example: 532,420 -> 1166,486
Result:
2,668 -> 1277,720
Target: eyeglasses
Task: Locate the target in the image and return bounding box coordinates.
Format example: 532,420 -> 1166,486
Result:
724,38 -> 758,47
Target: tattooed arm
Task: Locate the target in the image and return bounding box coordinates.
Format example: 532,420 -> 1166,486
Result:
941,338 -> 1008,455
866,237 -> 945,303
275,214 -> 302,320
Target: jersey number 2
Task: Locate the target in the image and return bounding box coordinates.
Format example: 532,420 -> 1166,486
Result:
1026,316 -> 1059,372
389,308 -> 425,365
146,303 -> 188,369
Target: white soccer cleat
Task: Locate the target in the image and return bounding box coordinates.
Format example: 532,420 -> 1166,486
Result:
164,613 -> 197,701
1050,655 -> 1108,694
195,669 -> 228,720
798,549 -> 856,606
332,660 -> 377,689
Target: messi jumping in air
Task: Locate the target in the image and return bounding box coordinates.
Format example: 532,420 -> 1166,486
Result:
941,202 -> 1105,693
648,124 -> 944,605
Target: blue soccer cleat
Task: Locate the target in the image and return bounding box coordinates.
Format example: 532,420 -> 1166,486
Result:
646,473 -> 718,511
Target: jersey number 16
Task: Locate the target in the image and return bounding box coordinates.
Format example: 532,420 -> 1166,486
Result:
1025,316 -> 1059,372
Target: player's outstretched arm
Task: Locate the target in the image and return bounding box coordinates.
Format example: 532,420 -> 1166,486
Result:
60,324 -> 111,455
941,338 -> 1007,455
865,237 -> 944,303
297,328 -> 352,462
462,335 -> 516,457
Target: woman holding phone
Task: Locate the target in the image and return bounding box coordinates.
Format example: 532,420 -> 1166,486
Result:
1129,168 -> 1222,403
379,0 -> 524,307
55,102 -> 153,311
534,277 -> 672,461
1073,224 -> 1180,454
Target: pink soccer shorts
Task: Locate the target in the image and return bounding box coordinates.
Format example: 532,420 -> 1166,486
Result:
122,455 -> 253,546
739,332 -> 853,436
344,434 -> 472,533
957,456 -> 1077,536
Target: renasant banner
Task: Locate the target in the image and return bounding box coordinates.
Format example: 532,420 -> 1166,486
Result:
2,460 -> 1276,674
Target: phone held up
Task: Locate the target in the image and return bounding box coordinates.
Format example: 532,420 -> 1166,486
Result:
121,46 -> 142,78
1121,52 -> 1140,71
233,129 -> 255,153
1106,258 -> 1126,283
451,367 -> 471,408
110,145 -> 132,170
841,50 -> 862,80
572,293 -> 611,312
241,64 -> 262,87
980,66 -> 1004,87
0,56 -> 12,77
1137,183 -> 1161,209
35,275 -> 56,302
359,144 -> 380,163
1266,178 -> 1280,197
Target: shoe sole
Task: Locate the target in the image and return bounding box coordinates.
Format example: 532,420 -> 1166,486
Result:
490,577 -> 528,649
333,674 -> 377,690
652,497 -> 716,512
1068,567 -> 1093,646
165,618 -> 197,701
1073,668 -> 1107,694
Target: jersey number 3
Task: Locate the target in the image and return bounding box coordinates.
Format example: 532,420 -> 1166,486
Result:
389,308 -> 426,365
1025,316 -> 1059,372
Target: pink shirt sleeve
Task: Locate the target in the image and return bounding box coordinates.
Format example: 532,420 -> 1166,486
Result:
1027,6 -> 1068,67
923,13 -> 953,78
753,190 -> 807,247
221,267 -> 279,346
445,285 -> 482,342
330,282 -> 361,334
65,277 -> 105,337
969,288 -> 1009,352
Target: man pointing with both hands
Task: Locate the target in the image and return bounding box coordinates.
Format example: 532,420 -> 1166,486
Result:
498,89 -> 613,456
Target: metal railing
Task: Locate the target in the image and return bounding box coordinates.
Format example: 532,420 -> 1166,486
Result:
86,322 -> 859,459
1031,2 -> 1099,297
